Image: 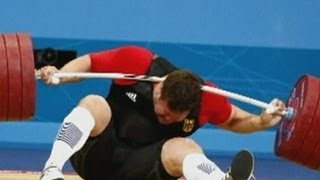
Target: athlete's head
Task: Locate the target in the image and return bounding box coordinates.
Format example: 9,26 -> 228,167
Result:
153,69 -> 202,124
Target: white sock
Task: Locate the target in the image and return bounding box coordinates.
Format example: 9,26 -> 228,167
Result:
44,107 -> 95,170
182,153 -> 225,180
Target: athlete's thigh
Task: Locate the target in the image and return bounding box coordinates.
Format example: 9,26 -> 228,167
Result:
70,119 -> 117,179
115,139 -> 176,180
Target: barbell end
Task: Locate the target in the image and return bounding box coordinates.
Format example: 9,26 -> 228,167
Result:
51,76 -> 60,85
285,107 -> 295,120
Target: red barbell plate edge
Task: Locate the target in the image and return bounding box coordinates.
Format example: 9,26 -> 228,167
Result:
292,77 -> 320,167
304,79 -> 320,169
275,76 -> 305,158
4,34 -> 23,120
17,33 -> 36,120
275,75 -> 318,162
0,35 -> 9,120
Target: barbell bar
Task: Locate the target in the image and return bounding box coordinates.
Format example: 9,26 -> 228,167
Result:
38,71 -> 294,118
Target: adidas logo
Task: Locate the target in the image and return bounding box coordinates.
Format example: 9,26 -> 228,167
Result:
126,92 -> 137,102
197,163 -> 215,175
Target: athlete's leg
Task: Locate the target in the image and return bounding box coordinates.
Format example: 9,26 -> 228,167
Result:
114,139 -> 175,180
161,137 -> 225,180
161,137 -> 255,180
116,137 -> 227,180
40,95 -> 112,180
114,137 -> 254,180
70,118 -> 118,179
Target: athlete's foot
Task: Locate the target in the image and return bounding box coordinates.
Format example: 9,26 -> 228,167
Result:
223,149 -> 255,180
39,166 -> 64,180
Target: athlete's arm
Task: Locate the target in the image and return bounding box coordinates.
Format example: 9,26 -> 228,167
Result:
58,55 -> 92,83
37,46 -> 153,85
36,55 -> 91,84
218,99 -> 284,133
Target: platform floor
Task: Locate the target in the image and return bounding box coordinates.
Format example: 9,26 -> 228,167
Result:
0,148 -> 319,180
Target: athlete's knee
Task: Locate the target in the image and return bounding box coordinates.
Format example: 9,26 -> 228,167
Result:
162,137 -> 203,159
161,137 -> 204,177
78,94 -> 112,136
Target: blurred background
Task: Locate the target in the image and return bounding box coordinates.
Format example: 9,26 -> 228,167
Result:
1,0 -> 320,179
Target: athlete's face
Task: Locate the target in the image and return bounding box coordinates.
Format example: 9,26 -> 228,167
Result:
153,82 -> 189,125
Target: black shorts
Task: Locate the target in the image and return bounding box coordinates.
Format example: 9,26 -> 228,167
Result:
69,119 -> 176,180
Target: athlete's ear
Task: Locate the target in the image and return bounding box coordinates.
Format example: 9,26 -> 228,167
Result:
158,82 -> 164,96
153,82 -> 163,99
159,82 -> 163,91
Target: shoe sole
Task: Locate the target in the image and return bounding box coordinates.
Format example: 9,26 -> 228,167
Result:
40,166 -> 64,180
230,149 -> 254,180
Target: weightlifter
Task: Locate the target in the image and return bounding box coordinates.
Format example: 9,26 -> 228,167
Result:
37,45 -> 286,180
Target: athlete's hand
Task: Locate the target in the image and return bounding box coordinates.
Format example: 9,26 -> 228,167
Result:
260,98 -> 286,128
36,66 -> 59,85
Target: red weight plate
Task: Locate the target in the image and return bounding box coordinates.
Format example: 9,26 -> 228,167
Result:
275,75 -> 319,164
304,79 -> 320,169
292,78 -> 320,168
0,35 -> 9,120
4,34 -> 23,120
17,33 -> 36,120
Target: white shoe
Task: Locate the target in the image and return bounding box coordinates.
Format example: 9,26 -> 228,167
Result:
40,166 -> 64,180
223,149 -> 255,180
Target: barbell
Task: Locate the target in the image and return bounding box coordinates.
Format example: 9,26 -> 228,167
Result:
0,33 -> 35,120
1,33 -> 320,170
